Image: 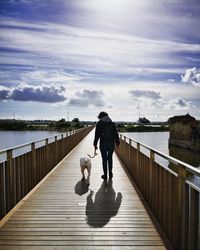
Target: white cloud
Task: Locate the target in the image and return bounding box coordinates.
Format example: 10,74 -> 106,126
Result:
181,67 -> 200,87
0,83 -> 66,103
128,88 -> 193,112
129,90 -> 162,100
69,89 -> 105,107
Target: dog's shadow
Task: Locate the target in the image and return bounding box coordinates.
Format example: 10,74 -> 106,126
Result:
86,180 -> 122,227
75,178 -> 90,196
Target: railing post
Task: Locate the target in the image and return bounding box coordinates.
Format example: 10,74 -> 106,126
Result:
128,138 -> 132,171
45,138 -> 50,172
6,149 -> 15,211
119,134 -> 123,155
31,142 -> 37,187
136,143 -> 140,185
149,150 -> 155,206
55,136 -> 58,164
123,136 -> 126,165
189,187 -> 199,250
0,162 -> 5,219
61,134 -> 64,158
177,164 -> 188,250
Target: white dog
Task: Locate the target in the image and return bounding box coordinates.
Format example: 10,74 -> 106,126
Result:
80,156 -> 91,184
80,150 -> 97,185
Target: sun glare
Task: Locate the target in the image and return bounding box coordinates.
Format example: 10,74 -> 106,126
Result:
86,0 -> 129,12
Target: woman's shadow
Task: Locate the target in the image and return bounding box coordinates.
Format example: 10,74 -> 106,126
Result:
86,180 -> 122,227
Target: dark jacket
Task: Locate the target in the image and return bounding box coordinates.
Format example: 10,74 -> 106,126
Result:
93,116 -> 120,147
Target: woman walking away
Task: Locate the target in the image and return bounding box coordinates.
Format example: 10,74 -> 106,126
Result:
93,112 -> 120,180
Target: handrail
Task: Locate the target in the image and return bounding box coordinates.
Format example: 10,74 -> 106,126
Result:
116,132 -> 200,249
0,128 -> 83,155
120,133 -> 200,177
0,125 -> 94,220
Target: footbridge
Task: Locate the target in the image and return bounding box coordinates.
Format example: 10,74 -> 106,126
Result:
0,127 -> 199,249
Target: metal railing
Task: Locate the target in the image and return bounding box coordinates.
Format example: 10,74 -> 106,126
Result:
0,126 -> 94,220
116,134 -> 199,250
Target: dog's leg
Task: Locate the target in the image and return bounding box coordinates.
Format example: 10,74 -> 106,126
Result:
81,166 -> 85,181
87,165 -> 91,185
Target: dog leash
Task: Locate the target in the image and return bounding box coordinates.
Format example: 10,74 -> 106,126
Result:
87,149 -> 98,158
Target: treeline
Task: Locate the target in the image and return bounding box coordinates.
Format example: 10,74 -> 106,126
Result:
117,124 -> 169,132
0,119 -> 170,132
0,120 -> 28,130
48,118 -> 84,131
0,118 -> 85,131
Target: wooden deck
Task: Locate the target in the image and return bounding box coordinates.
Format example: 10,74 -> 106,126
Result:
0,131 -> 167,250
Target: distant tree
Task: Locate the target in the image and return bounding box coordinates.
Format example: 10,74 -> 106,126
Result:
0,120 -> 27,130
72,118 -> 79,123
55,119 -> 70,129
58,118 -> 66,122
138,117 -> 150,124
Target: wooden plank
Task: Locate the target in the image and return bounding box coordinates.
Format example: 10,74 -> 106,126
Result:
0,231 -> 160,236
0,240 -> 164,246
0,246 -> 166,250
0,227 -> 159,232
0,235 -> 161,240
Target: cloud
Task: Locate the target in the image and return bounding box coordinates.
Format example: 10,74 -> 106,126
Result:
0,84 -> 66,103
181,67 -> 200,87
175,98 -> 189,107
170,98 -> 192,110
0,86 -> 10,100
167,79 -> 175,82
1,18 -> 200,85
20,70 -> 82,85
128,88 -> 193,111
69,89 -> 105,107
129,90 -> 162,100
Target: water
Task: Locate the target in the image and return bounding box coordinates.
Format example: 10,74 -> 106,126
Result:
122,132 -> 200,169
0,130 -> 59,162
123,132 -> 169,154
0,130 -> 59,150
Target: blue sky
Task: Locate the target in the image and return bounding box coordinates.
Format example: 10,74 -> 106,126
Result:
0,0 -> 200,121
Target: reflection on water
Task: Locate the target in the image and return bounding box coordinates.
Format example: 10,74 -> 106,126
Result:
169,145 -> 200,168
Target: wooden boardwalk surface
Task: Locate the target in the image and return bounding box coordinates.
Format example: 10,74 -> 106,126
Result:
0,131 -> 166,250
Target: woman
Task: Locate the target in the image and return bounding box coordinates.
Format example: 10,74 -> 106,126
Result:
93,112 -> 120,180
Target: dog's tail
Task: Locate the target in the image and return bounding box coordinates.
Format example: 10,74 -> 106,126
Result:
87,150 -> 98,159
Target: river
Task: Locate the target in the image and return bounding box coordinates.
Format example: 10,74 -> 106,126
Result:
0,130 -> 59,150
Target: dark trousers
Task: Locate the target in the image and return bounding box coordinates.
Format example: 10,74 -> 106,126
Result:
100,143 -> 115,177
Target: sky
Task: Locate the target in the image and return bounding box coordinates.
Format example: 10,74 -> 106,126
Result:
0,0 -> 200,121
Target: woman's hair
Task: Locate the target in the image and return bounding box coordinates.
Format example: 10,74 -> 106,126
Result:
98,111 -> 108,119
